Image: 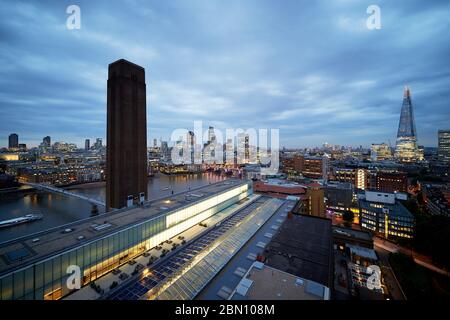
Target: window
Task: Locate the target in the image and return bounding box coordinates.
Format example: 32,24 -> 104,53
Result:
13,271 -> 24,299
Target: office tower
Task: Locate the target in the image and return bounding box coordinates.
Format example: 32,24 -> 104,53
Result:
395,86 -> 422,162
438,130 -> 450,163
187,131 -> 195,164
95,138 -> 103,149
237,133 -> 250,164
85,139 -> 90,151
43,136 -> 51,147
8,133 -> 18,149
161,141 -> 170,160
208,126 -> 216,144
106,59 -> 148,210
370,143 -> 392,161
225,138 -> 234,165
153,138 -> 157,148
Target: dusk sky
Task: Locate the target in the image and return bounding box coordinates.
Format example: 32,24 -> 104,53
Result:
0,0 -> 449,148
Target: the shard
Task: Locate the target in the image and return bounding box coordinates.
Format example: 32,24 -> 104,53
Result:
395,86 -> 423,162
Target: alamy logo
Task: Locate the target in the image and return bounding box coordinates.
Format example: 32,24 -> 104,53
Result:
66,5 -> 81,30
170,121 -> 279,175
366,5 -> 381,30
66,265 -> 81,290
366,265 -> 382,290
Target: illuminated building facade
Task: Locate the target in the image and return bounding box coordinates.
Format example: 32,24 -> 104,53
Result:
305,183 -> 326,218
395,86 -> 423,162
370,143 -> 392,161
324,181 -> 354,213
0,180 -> 251,300
359,191 -> 414,239
333,168 -> 368,190
287,155 -> 329,180
375,171 -> 408,193
438,130 -> 450,163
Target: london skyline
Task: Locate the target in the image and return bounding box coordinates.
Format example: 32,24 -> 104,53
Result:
0,0 -> 449,148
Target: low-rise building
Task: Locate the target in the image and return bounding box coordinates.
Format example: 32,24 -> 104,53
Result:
262,214 -> 333,289
359,190 -> 414,239
324,181 -> 354,214
229,262 -> 330,300
375,171 -> 408,193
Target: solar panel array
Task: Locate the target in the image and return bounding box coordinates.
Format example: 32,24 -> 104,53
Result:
156,198 -> 288,300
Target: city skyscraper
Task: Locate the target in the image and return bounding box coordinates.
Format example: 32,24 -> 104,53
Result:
395,86 -> 422,162
43,136 -> 51,147
85,138 -> 90,151
208,126 -> 216,143
106,59 -> 148,210
94,138 -> 103,149
8,133 -> 18,149
438,130 -> 450,163
187,131 -> 195,164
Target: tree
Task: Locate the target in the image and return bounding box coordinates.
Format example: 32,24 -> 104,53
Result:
342,210 -> 354,227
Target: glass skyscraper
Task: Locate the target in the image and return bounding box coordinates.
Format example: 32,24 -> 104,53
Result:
395,86 -> 423,162
438,130 -> 450,163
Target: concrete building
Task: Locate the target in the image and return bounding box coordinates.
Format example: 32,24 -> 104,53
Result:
332,226 -> 373,249
229,262 -> 329,300
263,214 -> 333,290
359,190 -> 414,239
106,59 -> 148,210
333,168 -> 368,190
375,171 -> 408,193
253,179 -> 306,199
324,181 -> 354,214
304,182 -> 326,218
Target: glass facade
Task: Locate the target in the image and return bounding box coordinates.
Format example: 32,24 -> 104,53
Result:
438,130 -> 450,163
359,201 -> 414,239
0,182 -> 251,300
153,198 -> 284,300
395,87 -> 422,162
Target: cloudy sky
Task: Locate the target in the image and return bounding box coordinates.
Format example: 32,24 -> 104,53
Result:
0,0 -> 449,148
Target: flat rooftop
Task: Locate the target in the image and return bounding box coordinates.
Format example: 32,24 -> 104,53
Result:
332,226 -> 373,243
359,199 -> 414,219
230,262 -> 329,300
196,198 -> 296,300
0,179 -> 248,276
264,214 -> 333,288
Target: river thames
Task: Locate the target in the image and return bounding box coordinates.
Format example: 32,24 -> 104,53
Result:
0,173 -> 227,243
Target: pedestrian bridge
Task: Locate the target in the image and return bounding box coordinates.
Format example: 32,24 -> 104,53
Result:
23,182 -> 106,207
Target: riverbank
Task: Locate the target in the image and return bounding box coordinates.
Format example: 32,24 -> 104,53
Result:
65,181 -> 106,190
0,173 -> 226,243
